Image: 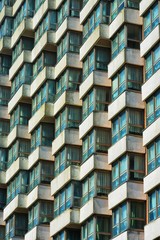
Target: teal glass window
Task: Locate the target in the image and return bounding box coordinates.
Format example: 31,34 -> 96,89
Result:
0,120 -> 10,136
0,86 -> 10,105
54,146 -> 81,176
0,148 -> 8,171
0,54 -> 11,75
0,17 -> 13,39
146,89 -> 160,126
7,171 -> 28,204
0,188 -> 6,209
82,128 -> 111,162
149,188 -> 160,222
82,171 -> 111,206
54,230 -> 80,240
147,137 -> 160,173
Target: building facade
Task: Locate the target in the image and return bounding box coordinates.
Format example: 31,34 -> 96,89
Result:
0,0 -> 159,239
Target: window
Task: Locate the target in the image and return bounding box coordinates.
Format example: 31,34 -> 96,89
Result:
82,87 -> 110,120
83,47 -> 110,80
0,17 -> 13,39
0,86 -> 10,105
112,201 -> 145,237
13,0 -> 34,32
12,37 -> 34,63
0,226 -> 5,240
0,54 -> 11,75
82,128 -> 111,162
56,68 -> 81,99
0,148 -> 7,171
57,31 -> 82,62
112,109 -> 144,144
0,119 -> 9,136
35,0 -> 45,13
82,216 -> 111,240
28,201 -> 53,230
10,104 -> 31,130
54,181 -> 81,217
54,230 -> 80,240
112,154 -> 145,190
8,139 -> 30,168
55,106 -> 81,137
111,24 -> 141,59
11,64 -> 32,98
54,146 -> 81,176
5,214 -> 28,239
35,11 -> 57,45
7,171 -> 28,204
112,65 -> 143,100
57,0 -> 82,27
83,1 -> 110,42
146,89 -> 160,126
147,136 -> 160,173
82,171 -> 111,206
29,161 -> 54,191
32,80 -> 55,115
0,0 -> 14,10
145,43 -> 160,80
31,124 -> 54,152
149,188 -> 160,222
0,188 -> 6,209
33,51 -> 56,80
144,2 -> 159,38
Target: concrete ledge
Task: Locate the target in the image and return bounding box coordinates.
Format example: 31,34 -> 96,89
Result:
7,125 -> 30,147
113,231 -> 144,240
79,71 -> 111,99
51,165 -> 80,196
143,117 -> 160,146
144,167 -> 160,193
80,198 -> 111,223
0,106 -> 10,119
50,209 -> 80,237
140,0 -> 156,16
108,135 -> 145,164
108,182 -> 146,209
52,129 -> 82,155
144,218 -> 160,240
108,91 -> 144,120
25,225 -> 50,240
80,154 -> 111,180
80,0 -> 99,24
79,112 -> 111,139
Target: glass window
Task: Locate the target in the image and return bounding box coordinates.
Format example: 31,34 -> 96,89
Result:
144,2 -> 159,38
0,120 -> 9,136
82,171 -> 111,206
149,188 -> 160,222
147,137 -> 160,173
146,89 -> 160,126
54,182 -> 81,217
82,128 -> 111,162
112,154 -> 145,190
145,43 -> 160,80
0,54 -> 12,75
112,109 -> 143,144
0,17 -> 13,39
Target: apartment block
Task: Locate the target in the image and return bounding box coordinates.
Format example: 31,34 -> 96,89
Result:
0,0 -> 159,240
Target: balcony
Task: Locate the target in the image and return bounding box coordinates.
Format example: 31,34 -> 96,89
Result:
32,0 -> 55,29
3,194 -> 27,221
80,0 -> 99,24
7,125 -> 30,148
0,106 -> 10,120
140,0 -> 155,16
0,211 -> 5,226
28,103 -> 54,133
11,19 -> 33,48
0,136 -> 7,148
80,24 -> 110,61
30,67 -> 55,97
6,157 -> 28,184
32,32 -> 56,62
55,53 -> 82,79
145,218 -> 160,240
112,230 -> 144,240
109,8 -> 142,38
54,91 -> 82,116
80,154 -> 111,180
50,209 -> 80,237
8,85 -> 31,113
80,197 -> 111,223
27,185 -> 53,208
25,225 -> 50,240
108,135 -> 145,164
108,182 -> 146,210
79,112 -> 111,139
51,165 -> 80,196
108,49 -> 144,78
9,51 -> 32,80
0,75 -> 10,87
0,5 -> 12,23
108,91 -> 144,121
52,129 -> 82,155
56,17 -> 82,43
143,117 -> 160,146
28,146 -> 54,170
79,71 -> 111,99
